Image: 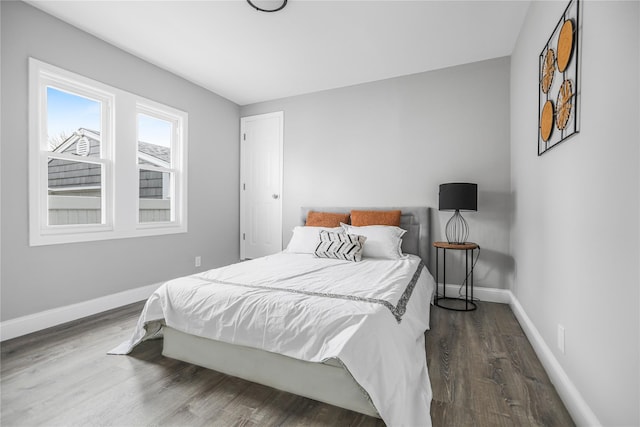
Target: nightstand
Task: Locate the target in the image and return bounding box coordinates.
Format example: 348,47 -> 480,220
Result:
433,241 -> 478,311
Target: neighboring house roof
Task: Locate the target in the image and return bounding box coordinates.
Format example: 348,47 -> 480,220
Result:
48,128 -> 170,197
49,128 -> 170,167
138,140 -> 170,167
50,128 -> 101,158
48,129 -> 101,190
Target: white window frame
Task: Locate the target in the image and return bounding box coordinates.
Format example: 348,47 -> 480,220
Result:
135,102 -> 186,228
29,58 -> 188,246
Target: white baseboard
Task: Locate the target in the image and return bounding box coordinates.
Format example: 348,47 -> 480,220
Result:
3,282 -> 506,342
0,279 -> 604,426
0,283 -> 159,342
508,294 -> 601,427
437,283 -> 600,425
437,283 -> 512,304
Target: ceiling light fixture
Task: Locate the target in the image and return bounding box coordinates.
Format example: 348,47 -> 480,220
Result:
247,0 -> 287,13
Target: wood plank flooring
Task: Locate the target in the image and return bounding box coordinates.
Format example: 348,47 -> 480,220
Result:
427,302 -> 574,426
1,301 -> 573,426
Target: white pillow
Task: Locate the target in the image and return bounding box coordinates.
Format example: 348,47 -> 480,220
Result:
285,226 -> 343,254
341,224 -> 406,259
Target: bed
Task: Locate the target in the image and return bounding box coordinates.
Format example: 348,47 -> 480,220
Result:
110,206 -> 435,426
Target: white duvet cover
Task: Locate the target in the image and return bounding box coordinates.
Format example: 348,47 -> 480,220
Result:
110,252 -> 436,426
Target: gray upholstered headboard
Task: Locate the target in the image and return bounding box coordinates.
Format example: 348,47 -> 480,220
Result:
300,207 -> 430,264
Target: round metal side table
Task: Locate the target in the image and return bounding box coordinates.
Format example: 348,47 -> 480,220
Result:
433,241 -> 478,311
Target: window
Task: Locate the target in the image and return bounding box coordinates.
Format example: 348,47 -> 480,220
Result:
46,87 -> 107,227
137,110 -> 176,224
29,59 -> 188,245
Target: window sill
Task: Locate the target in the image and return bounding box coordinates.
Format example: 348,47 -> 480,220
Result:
30,224 -> 188,246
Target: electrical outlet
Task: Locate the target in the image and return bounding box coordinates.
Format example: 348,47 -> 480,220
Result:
195,256 -> 201,267
557,324 -> 565,354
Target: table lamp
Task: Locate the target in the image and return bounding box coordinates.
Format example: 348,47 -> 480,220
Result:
439,183 -> 477,244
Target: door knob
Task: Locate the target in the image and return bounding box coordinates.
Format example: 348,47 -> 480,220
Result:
272,194 -> 280,199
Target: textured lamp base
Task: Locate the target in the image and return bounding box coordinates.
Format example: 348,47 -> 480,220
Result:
445,210 -> 469,244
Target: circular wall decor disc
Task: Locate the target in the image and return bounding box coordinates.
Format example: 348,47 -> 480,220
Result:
557,20 -> 574,73
540,100 -> 555,142
541,49 -> 556,94
556,80 -> 574,130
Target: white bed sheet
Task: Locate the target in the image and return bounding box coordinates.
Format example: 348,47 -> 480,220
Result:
110,252 -> 436,426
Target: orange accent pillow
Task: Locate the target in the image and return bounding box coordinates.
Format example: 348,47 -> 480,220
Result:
350,210 -> 402,227
306,211 -> 350,227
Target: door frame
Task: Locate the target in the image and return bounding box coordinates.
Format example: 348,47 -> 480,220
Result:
240,111 -> 284,260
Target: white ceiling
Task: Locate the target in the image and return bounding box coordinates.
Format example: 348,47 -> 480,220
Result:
27,0 -> 531,106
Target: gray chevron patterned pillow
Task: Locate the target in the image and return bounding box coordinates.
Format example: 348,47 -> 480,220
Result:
314,230 -> 367,262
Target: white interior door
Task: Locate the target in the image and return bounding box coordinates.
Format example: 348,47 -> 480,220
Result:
240,112 -> 283,259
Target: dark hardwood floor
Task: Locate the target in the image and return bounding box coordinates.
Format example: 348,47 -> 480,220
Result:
1,301 -> 573,426
427,302 -> 574,426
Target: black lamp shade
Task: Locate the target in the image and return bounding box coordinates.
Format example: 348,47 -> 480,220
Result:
439,183 -> 478,212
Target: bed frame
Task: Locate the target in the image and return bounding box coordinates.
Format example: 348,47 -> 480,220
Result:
162,206 -> 430,418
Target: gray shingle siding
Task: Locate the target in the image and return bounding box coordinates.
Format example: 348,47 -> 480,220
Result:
48,129 -> 169,199
48,159 -> 101,188
139,170 -> 164,199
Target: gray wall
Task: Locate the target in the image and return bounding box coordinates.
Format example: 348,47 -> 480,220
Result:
510,1 -> 639,425
241,57 -> 513,289
0,1 -> 241,321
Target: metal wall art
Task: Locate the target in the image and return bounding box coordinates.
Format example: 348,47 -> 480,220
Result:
538,0 -> 580,155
